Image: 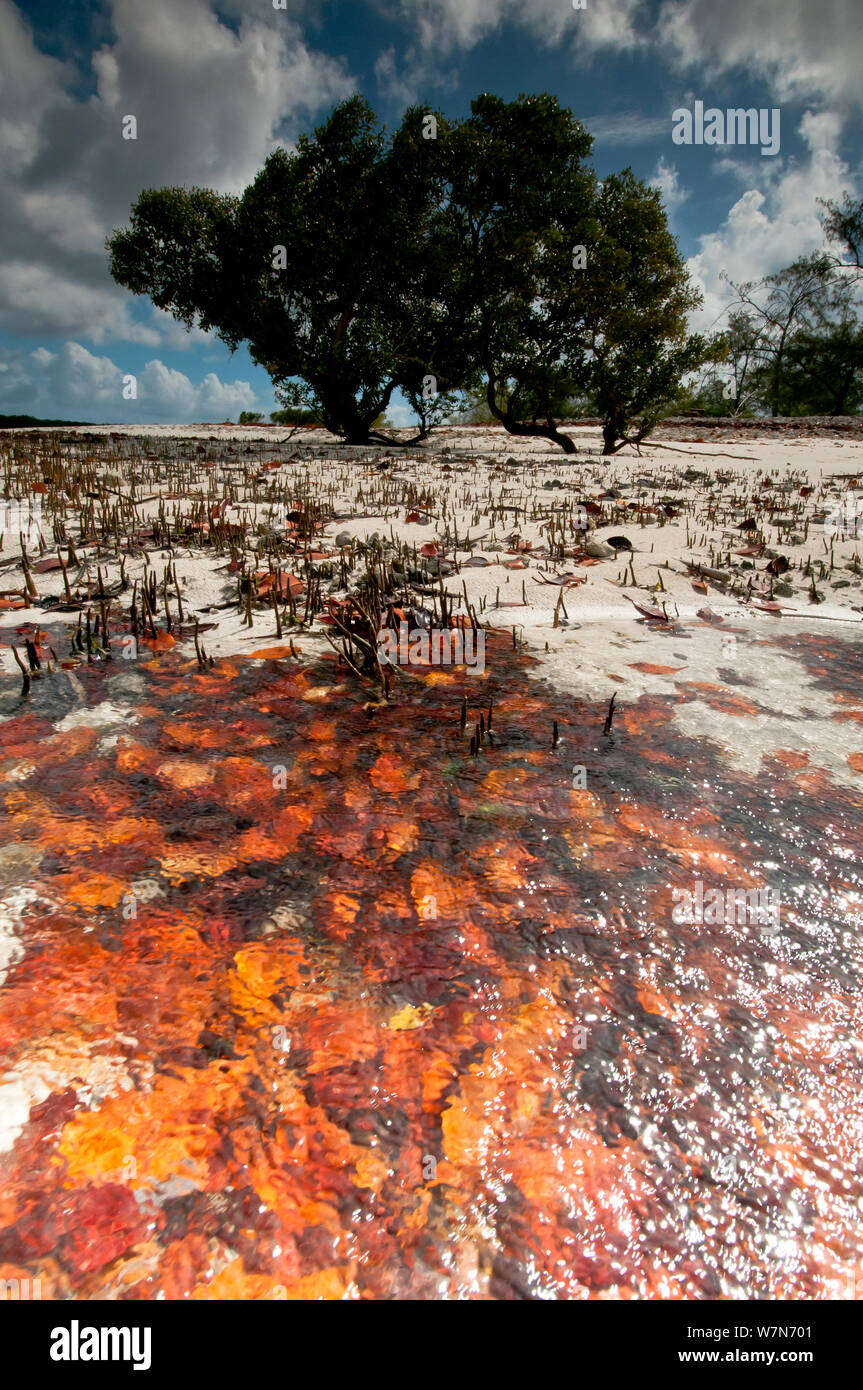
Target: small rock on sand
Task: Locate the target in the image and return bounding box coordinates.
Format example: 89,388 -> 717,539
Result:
586,538 -> 616,558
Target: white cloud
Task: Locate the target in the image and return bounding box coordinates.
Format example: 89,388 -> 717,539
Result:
383,0 -> 863,109
150,309 -> 221,352
657,0 -> 863,107
0,0 -> 352,347
0,341 -> 263,423
575,0 -> 646,52
0,2 -> 71,177
797,108 -> 843,156
385,398 -> 420,429
392,0 -> 645,56
0,263 -> 163,344
650,157 -> 688,211
136,359 -> 259,419
18,191 -> 107,256
88,0 -> 350,195
685,110 -> 856,333
0,342 -> 125,416
373,45 -> 427,107
579,112 -> 671,146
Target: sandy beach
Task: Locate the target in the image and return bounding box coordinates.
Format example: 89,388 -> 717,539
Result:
3,421 -> 862,777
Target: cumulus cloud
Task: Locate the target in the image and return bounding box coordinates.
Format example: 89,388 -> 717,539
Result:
0,0 -> 352,348
650,157 -> 689,212
685,110 -> 855,332
87,0 -> 350,196
656,0 -> 862,108
0,2 -> 72,178
0,263 -> 163,345
0,341 -> 262,423
136,359 -> 260,420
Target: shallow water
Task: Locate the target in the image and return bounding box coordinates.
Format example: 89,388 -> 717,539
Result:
0,623 -> 861,1299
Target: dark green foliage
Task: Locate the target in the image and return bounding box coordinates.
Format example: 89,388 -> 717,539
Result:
269,407 -> 318,425
574,170 -> 708,453
716,255 -> 863,419
108,92 -> 712,451
109,97 -> 449,445
820,193 -> 863,272
0,415 -> 93,428
429,94 -> 598,452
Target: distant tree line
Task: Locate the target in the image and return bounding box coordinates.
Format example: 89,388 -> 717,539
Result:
108,93 -> 709,455
0,414 -> 93,428
687,199 -> 863,418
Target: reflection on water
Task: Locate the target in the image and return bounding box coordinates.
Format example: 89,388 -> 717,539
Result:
0,625 -> 861,1299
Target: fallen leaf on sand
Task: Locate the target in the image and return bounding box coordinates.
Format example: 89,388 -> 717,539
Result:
629,662 -> 687,675
249,645 -> 300,660
140,632 -> 176,652
697,608 -> 725,626
256,572 -> 303,597
625,595 -> 668,622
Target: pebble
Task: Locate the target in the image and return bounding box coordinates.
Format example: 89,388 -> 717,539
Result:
586,539 -> 615,559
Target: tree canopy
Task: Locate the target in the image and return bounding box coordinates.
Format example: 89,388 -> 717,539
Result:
820,193 -> 863,273
690,252 -> 863,419
574,170 -> 708,453
108,92 -> 710,452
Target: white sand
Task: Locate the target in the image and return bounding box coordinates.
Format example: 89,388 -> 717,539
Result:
2,423 -> 861,787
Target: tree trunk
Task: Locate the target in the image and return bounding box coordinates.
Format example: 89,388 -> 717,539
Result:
341,424 -> 371,444
501,417 -> 577,453
320,392 -> 380,445
601,404 -> 627,455
830,366 -> 854,415
485,375 -> 575,453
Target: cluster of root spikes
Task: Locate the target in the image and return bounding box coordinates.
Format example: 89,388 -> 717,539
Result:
322,541 -> 483,699
3,431 -> 861,698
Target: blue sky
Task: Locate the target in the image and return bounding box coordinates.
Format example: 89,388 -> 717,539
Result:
0,0 -> 860,423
